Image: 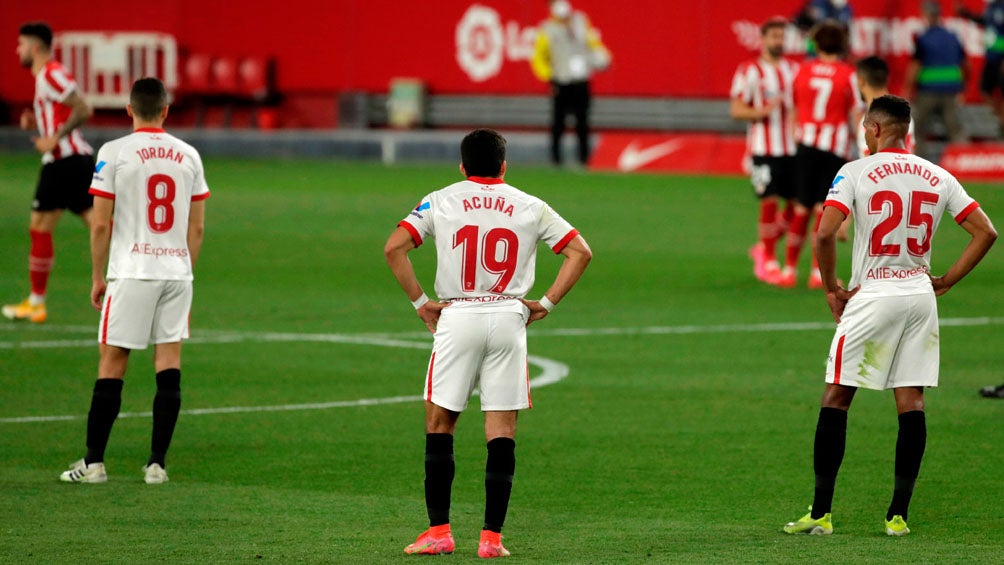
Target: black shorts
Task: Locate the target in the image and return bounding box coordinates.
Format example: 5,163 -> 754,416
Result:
795,144 -> 846,208
979,55 -> 1004,96
33,154 -> 95,214
749,155 -> 796,200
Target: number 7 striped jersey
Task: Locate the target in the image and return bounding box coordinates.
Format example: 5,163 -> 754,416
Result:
398,176 -> 578,312
825,148 -> 979,297
89,128 -> 210,281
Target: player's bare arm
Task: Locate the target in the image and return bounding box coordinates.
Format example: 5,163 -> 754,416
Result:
384,226 -> 449,333
522,234 -> 592,325
929,208 -> 997,296
33,90 -> 91,154
88,197 -> 114,310
187,200 -> 207,268
816,206 -> 859,322
19,108 -> 36,131
730,97 -> 780,122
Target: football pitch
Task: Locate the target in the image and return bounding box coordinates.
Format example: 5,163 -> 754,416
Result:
1,152 -> 1002,563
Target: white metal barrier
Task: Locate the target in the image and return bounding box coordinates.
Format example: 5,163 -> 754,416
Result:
54,32 -> 178,108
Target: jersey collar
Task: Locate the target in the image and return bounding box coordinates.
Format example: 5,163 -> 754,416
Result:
877,148 -> 910,155
466,176 -> 505,184
134,127 -> 166,133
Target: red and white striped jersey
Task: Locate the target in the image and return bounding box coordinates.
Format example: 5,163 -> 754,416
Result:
399,176 -> 578,314
825,148 -> 978,297
89,128 -> 210,281
33,60 -> 92,164
793,59 -> 863,158
730,57 -> 798,157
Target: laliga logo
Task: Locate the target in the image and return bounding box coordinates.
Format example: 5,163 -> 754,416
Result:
456,4 -> 536,82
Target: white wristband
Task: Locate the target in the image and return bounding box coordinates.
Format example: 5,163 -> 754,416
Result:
411,293 -> 429,310
539,295 -> 556,312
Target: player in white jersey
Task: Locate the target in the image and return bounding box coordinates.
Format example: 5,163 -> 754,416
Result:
4,22 -> 94,323
60,78 -> 209,486
783,95 -> 996,537
386,129 -> 591,558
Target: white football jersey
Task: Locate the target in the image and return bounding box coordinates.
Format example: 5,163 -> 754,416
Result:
89,128 -> 210,281
825,148 -> 978,297
399,176 -> 578,312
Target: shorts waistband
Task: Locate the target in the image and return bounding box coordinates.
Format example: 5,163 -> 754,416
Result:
445,296 -> 520,304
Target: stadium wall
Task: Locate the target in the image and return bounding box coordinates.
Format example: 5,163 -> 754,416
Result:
0,0 -> 991,128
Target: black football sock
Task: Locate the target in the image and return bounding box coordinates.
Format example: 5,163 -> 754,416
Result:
483,437 -> 516,533
84,379 -> 124,465
149,369 -> 182,468
425,433 -> 455,527
811,407 -> 848,519
887,410 -> 926,521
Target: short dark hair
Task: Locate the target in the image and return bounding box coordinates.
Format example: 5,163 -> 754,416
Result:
856,56 -> 889,89
19,22 -> 53,50
130,77 -> 168,120
811,20 -> 848,55
868,95 -> 912,126
461,129 -> 506,177
761,17 -> 788,36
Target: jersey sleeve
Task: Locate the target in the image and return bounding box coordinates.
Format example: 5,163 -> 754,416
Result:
849,71 -> 865,112
398,194 -> 435,247
42,65 -> 78,103
191,152 -> 211,201
537,201 -> 578,253
730,63 -> 753,103
943,175 -> 979,224
89,144 -> 117,200
823,163 -> 854,217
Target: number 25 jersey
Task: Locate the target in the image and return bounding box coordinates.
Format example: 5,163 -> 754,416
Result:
90,128 -> 210,281
825,148 -> 979,297
398,176 -> 578,311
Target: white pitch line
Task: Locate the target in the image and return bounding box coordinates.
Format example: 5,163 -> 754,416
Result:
3,316 -> 1003,349
2,316 -> 1001,424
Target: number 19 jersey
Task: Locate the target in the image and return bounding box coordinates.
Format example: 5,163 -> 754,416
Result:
89,128 -> 210,281
825,148 -> 979,297
398,176 -> 578,312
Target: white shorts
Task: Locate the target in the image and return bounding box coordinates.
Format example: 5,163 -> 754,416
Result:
423,307 -> 531,412
98,279 -> 192,350
825,293 -> 939,390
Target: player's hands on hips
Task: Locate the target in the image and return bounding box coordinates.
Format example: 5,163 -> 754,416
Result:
929,274 -> 952,296
91,279 -> 107,311
417,300 -> 449,334
20,109 -> 36,131
32,135 -> 59,154
520,299 -> 550,326
825,285 -> 859,324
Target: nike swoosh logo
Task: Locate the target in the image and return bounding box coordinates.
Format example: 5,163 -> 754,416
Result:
617,139 -> 686,172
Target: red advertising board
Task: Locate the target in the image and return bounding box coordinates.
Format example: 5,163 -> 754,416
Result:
0,1 -> 993,111
940,143 -> 1004,181
589,132 -> 748,175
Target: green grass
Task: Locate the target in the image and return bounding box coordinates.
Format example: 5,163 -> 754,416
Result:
1,152 -> 1002,563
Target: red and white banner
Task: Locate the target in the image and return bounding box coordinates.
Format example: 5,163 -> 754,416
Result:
589,132 -> 748,175
0,0 -> 994,106
940,143 -> 1004,181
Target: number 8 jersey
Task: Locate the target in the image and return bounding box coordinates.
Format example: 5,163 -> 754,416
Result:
398,176 -> 578,312
89,128 -> 210,281
825,148 -> 979,297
